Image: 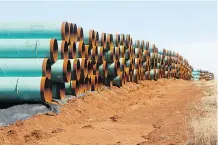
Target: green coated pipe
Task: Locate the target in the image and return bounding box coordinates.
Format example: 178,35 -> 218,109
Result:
107,60 -> 120,76
51,59 -> 71,82
98,61 -> 108,79
0,22 -> 69,42
0,77 -> 52,103
104,50 -> 115,63
0,39 -> 58,62
52,82 -> 65,100
112,73 -> 123,87
126,59 -> 133,71
0,58 -> 51,78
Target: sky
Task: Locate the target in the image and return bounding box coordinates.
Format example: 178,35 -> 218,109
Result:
0,1 -> 217,75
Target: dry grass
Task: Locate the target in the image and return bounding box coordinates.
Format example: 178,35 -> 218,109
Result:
187,80 -> 217,145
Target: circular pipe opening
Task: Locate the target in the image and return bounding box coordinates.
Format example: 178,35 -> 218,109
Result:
50,39 -> 58,63
60,40 -> 69,60
57,82 -> 65,100
91,75 -> 96,91
71,80 -> 79,96
61,21 -> 70,42
95,31 -> 99,46
76,59 -> 81,81
63,60 -> 71,82
101,33 -> 107,47
42,58 -> 51,79
77,27 -> 84,41
68,42 -> 76,59
87,60 -> 93,78
116,61 -> 120,75
69,23 -> 78,43
40,77 -> 52,103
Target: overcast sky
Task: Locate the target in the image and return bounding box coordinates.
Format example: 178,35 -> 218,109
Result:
0,1 -> 217,75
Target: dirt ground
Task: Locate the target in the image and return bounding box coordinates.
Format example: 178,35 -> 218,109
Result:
0,79 -> 215,145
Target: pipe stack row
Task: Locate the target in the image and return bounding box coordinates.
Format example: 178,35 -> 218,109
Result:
192,69 -> 214,81
0,21 -> 213,104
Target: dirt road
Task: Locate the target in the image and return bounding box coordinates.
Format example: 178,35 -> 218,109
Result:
0,79 -> 212,145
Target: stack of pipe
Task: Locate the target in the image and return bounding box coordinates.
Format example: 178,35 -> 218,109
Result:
0,21 -> 213,104
192,69 -> 214,81
0,22 -> 73,103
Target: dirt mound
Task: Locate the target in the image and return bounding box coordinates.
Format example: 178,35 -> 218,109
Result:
0,79 -> 211,145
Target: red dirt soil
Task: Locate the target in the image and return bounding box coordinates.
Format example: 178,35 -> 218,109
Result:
0,79 -> 209,145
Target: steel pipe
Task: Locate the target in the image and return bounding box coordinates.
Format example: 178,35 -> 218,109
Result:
91,75 -> 97,91
150,69 -> 156,80
101,33 -> 107,48
95,31 -> 99,46
119,45 -> 125,58
93,63 -> 99,75
83,30 -> 95,47
112,72 -> 123,87
87,60 -> 93,78
98,61 -> 108,79
119,58 -> 126,72
107,60 -> 120,76
51,59 -> 71,82
120,34 -> 125,45
68,41 -> 76,59
134,58 -> 142,69
104,50 -> 115,63
126,58 -> 133,71
52,82 -> 65,100
77,27 -> 83,41
134,48 -> 142,58
65,80 -> 80,96
114,46 -> 120,60
76,41 -> 85,58
0,21 -> 69,42
0,77 -> 52,103
89,46 -> 98,63
0,39 -> 58,62
78,58 -> 88,78
141,40 -> 145,50
125,68 -> 130,82
69,59 -> 81,81
0,58 -> 51,78
113,34 -> 120,47
106,34 -> 113,47
69,23 -> 77,43
57,40 -> 68,60
133,69 -> 139,83
134,40 -> 140,48
125,34 -> 131,47
97,46 -> 105,63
